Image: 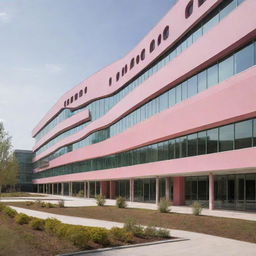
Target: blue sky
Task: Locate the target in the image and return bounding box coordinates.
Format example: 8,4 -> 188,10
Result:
0,0 -> 175,150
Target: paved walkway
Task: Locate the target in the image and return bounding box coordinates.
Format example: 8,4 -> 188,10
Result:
10,206 -> 256,256
2,193 -> 256,221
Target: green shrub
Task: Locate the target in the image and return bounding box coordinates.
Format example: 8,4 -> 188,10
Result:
76,190 -> 84,197
58,199 -> 65,208
144,225 -> 158,237
3,207 -> 17,218
95,194 -> 106,206
44,218 -> 62,234
158,197 -> 170,213
123,218 -> 144,237
25,201 -> 34,206
15,213 -> 31,224
65,226 -> 90,249
55,223 -> 71,239
0,202 -> 6,212
116,196 -> 127,208
192,201 -> 202,216
89,227 -> 109,245
155,228 -> 170,238
29,218 -> 45,230
45,202 -> 54,208
110,227 -> 133,242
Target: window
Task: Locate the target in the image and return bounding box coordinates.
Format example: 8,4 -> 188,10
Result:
188,133 -> 197,156
163,26 -> 169,40
203,11 -> 219,34
185,1 -> 193,19
122,67 -> 125,76
130,58 -> 135,69
219,55 -> 234,82
254,119 -> 256,146
198,0 -> 206,7
220,0 -> 236,21
109,77 -> 112,86
70,96 -> 73,103
141,49 -> 145,61
219,124 -> 234,152
157,34 -> 162,45
182,81 -> 187,101
198,131 -> 207,155
64,101 -> 66,107
187,75 -> 197,97
136,55 -> 140,64
124,65 -> 128,73
207,128 -> 218,153
67,99 -> 69,105
150,39 -> 155,53
79,90 -> 83,97
116,72 -> 120,82
235,120 -> 253,149
207,64 -> 218,88
235,43 -> 254,74
74,93 -> 78,100
84,87 -> 87,94
198,70 -> 207,92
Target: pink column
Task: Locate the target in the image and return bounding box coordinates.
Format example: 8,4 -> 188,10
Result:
173,176 -> 185,206
209,173 -> 214,210
110,181 -> 116,199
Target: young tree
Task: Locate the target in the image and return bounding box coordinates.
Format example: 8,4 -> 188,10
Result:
0,122 -> 18,194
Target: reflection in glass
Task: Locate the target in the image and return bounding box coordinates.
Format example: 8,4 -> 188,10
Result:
235,120 -> 252,149
219,124 -> 234,152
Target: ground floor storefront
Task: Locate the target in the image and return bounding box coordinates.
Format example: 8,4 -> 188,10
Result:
36,173 -> 256,211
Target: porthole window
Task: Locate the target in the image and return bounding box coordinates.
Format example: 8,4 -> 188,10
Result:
124,65 -> 128,73
109,77 -> 112,86
70,96 -> 73,103
198,0 -> 206,7
122,67 -> 125,76
150,39 -> 155,53
79,89 -> 83,97
136,55 -> 140,64
116,72 -> 120,81
67,99 -> 69,105
157,34 -> 162,45
75,93 -> 78,100
130,58 -> 135,69
141,49 -> 145,61
84,87 -> 87,94
163,26 -> 169,40
64,101 -> 66,107
185,0 -> 194,19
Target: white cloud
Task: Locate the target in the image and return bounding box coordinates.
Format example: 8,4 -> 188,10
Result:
45,64 -> 62,73
0,12 -> 10,23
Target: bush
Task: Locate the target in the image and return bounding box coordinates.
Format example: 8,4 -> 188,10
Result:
76,190 -> 84,197
155,228 -> 170,238
0,202 -> 6,212
123,218 -> 144,238
192,201 -> 202,216
44,218 -> 62,234
45,202 -> 54,208
3,206 -> 17,218
144,225 -> 158,237
29,218 -> 45,230
89,227 -> 109,245
15,213 -> 31,225
116,196 -> 127,208
65,226 -> 90,249
95,194 -> 106,206
58,199 -> 65,208
158,198 -> 170,213
109,227 -> 133,242
25,201 -> 34,206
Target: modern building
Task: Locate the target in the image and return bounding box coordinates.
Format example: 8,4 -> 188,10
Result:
14,150 -> 34,192
32,0 -> 256,211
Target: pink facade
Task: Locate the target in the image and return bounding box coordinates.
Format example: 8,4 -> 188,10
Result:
33,0 -> 256,210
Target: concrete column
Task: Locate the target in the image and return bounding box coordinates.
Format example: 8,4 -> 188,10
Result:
52,184 -> 54,195
68,182 -> 73,196
110,181 -> 116,199
87,181 -> 90,198
209,173 -> 214,210
84,182 -> 87,198
156,177 -> 159,205
173,176 -> 185,206
61,183 -> 64,196
129,179 -> 134,202
165,177 -> 170,201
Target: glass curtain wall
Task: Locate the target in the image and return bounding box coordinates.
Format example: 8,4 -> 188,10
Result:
115,180 -> 130,200
134,178 -> 156,203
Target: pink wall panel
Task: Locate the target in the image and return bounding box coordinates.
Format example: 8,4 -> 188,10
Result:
33,147 -> 256,184
32,0 -> 223,137
33,0 -> 256,157
36,67 -> 256,171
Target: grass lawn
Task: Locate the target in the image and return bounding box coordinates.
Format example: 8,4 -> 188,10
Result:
0,212 -> 78,256
0,192 -> 45,197
7,202 -> 256,243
